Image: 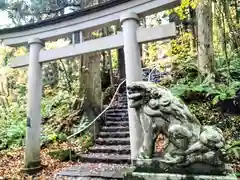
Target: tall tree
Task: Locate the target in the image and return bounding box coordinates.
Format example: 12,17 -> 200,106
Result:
222,0 -> 239,51
196,0 -> 214,77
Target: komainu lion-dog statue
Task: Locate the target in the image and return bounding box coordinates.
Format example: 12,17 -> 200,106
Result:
127,81 -> 225,167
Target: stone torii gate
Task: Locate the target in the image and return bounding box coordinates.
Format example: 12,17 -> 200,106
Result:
0,0 -> 180,171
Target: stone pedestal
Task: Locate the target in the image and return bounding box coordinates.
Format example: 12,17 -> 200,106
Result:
123,158 -> 237,180
133,158 -> 227,175
124,172 -> 238,180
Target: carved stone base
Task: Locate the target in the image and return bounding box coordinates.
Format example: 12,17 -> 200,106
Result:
124,158 -> 237,180
21,160 -> 43,175
21,166 -> 43,175
124,172 -> 238,180
133,157 -> 229,175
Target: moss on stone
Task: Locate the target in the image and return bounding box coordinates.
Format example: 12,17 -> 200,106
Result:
123,172 -> 146,180
48,149 -> 78,161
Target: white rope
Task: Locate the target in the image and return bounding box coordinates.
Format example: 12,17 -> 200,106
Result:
148,66 -> 158,82
67,79 -> 126,139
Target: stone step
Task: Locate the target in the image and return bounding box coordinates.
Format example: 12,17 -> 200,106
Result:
118,95 -> 127,99
117,103 -> 128,106
104,121 -> 129,127
56,163 -> 130,179
89,145 -> 130,154
118,97 -> 127,100
105,116 -> 128,121
101,126 -> 129,132
106,112 -> 128,117
80,153 -> 131,164
56,177 -> 122,180
111,105 -> 128,109
106,109 -> 128,113
95,137 -> 130,145
119,97 -> 127,100
98,131 -> 129,138
118,98 -> 127,101
114,103 -> 127,107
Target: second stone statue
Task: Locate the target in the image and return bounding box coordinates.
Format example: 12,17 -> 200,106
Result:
126,81 -> 230,176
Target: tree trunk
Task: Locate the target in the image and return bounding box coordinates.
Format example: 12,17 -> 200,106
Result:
234,0 -> 239,24
215,2 -> 228,60
117,48 -> 126,79
189,6 -> 197,52
107,50 -> 114,86
79,53 -> 101,107
115,23 -> 126,79
59,60 -> 72,92
222,0 -> 239,51
196,0 -> 214,77
78,53 -> 102,139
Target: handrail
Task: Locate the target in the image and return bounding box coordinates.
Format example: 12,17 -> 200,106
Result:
148,66 -> 158,82
67,64 -> 161,139
67,79 -> 126,139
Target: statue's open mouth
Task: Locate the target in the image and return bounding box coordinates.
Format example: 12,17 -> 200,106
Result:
127,86 -> 145,108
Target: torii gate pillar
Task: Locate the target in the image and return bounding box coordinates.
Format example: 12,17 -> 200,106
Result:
120,12 -> 143,161
24,38 -> 44,172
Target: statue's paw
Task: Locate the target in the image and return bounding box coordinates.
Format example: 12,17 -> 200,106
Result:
138,153 -> 151,159
160,156 -> 176,164
177,156 -> 194,167
144,155 -> 152,159
177,162 -> 190,167
137,153 -> 144,159
138,146 -> 152,159
138,152 -> 147,159
160,154 -> 185,165
160,159 -> 177,164
172,151 -> 185,156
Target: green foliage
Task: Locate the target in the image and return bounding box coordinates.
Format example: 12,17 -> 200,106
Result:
168,0 -> 198,20
169,32 -> 194,60
41,89 -> 74,119
0,95 -> 26,150
111,49 -> 118,70
72,115 -> 89,133
225,140 -> 240,160
211,82 -> 240,104
0,41 -> 87,152
0,88 -> 75,150
169,50 -> 240,105
41,90 -> 78,145
41,127 -> 67,146
144,42 -> 158,65
0,119 -> 26,150
216,51 -> 240,77
75,132 -> 94,152
170,80 -> 240,105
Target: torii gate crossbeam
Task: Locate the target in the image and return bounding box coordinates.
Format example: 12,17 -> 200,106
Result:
9,23 -> 176,68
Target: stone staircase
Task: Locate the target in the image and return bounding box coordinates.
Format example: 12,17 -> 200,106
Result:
56,91 -> 131,179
